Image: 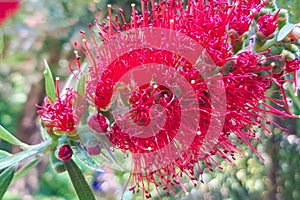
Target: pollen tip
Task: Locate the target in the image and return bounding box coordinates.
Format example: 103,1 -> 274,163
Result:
55,77 -> 60,81
131,3 -> 135,7
294,92 -> 298,96
82,39 -> 87,44
191,80 -> 195,84
271,62 -> 276,67
107,4 -> 112,8
185,192 -> 189,196
170,19 -> 174,24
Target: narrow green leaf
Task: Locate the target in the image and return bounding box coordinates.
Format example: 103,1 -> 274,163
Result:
0,150 -> 38,171
0,166 -> 16,199
277,23 -> 296,41
43,59 -> 56,101
0,125 -> 29,149
13,157 -> 42,180
0,140 -> 51,171
0,150 -> 11,160
65,159 -> 96,200
99,143 -> 124,171
76,74 -> 86,98
0,35 -> 4,57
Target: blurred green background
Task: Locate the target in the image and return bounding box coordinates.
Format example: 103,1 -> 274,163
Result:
0,0 -> 299,199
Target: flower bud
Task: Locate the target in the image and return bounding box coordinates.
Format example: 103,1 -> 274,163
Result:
57,144 -> 73,161
257,11 -> 279,38
88,114 -> 108,134
285,44 -> 299,54
270,46 -> 282,55
87,145 -> 102,156
281,50 -> 296,61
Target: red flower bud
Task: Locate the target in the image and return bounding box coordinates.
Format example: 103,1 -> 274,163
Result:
257,10 -> 279,37
88,114 -> 108,133
87,145 -> 102,156
58,144 -> 73,161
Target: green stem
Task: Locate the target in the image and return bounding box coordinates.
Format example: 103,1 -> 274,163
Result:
255,37 -> 277,52
287,83 -> 300,112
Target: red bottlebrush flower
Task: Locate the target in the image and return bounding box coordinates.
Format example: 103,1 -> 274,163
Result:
0,0 -> 20,26
70,0 -> 297,199
257,10 -> 280,37
58,144 -> 73,161
37,79 -> 83,136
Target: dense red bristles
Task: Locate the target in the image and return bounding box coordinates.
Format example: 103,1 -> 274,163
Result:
68,0 -> 299,198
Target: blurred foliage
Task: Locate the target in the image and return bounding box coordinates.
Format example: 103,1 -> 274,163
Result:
276,0 -> 300,23
0,0 -> 300,200
36,164 -> 76,200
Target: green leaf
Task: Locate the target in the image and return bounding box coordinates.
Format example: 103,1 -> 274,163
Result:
0,166 -> 16,199
65,159 -> 96,200
43,59 -> 56,101
77,73 -> 86,98
0,35 -> 4,57
277,23 -> 296,41
0,125 -> 29,149
13,156 -> 42,180
0,150 -> 11,160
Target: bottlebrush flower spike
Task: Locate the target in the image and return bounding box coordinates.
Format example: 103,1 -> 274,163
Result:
37,78 -> 83,136
71,0 -> 298,198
